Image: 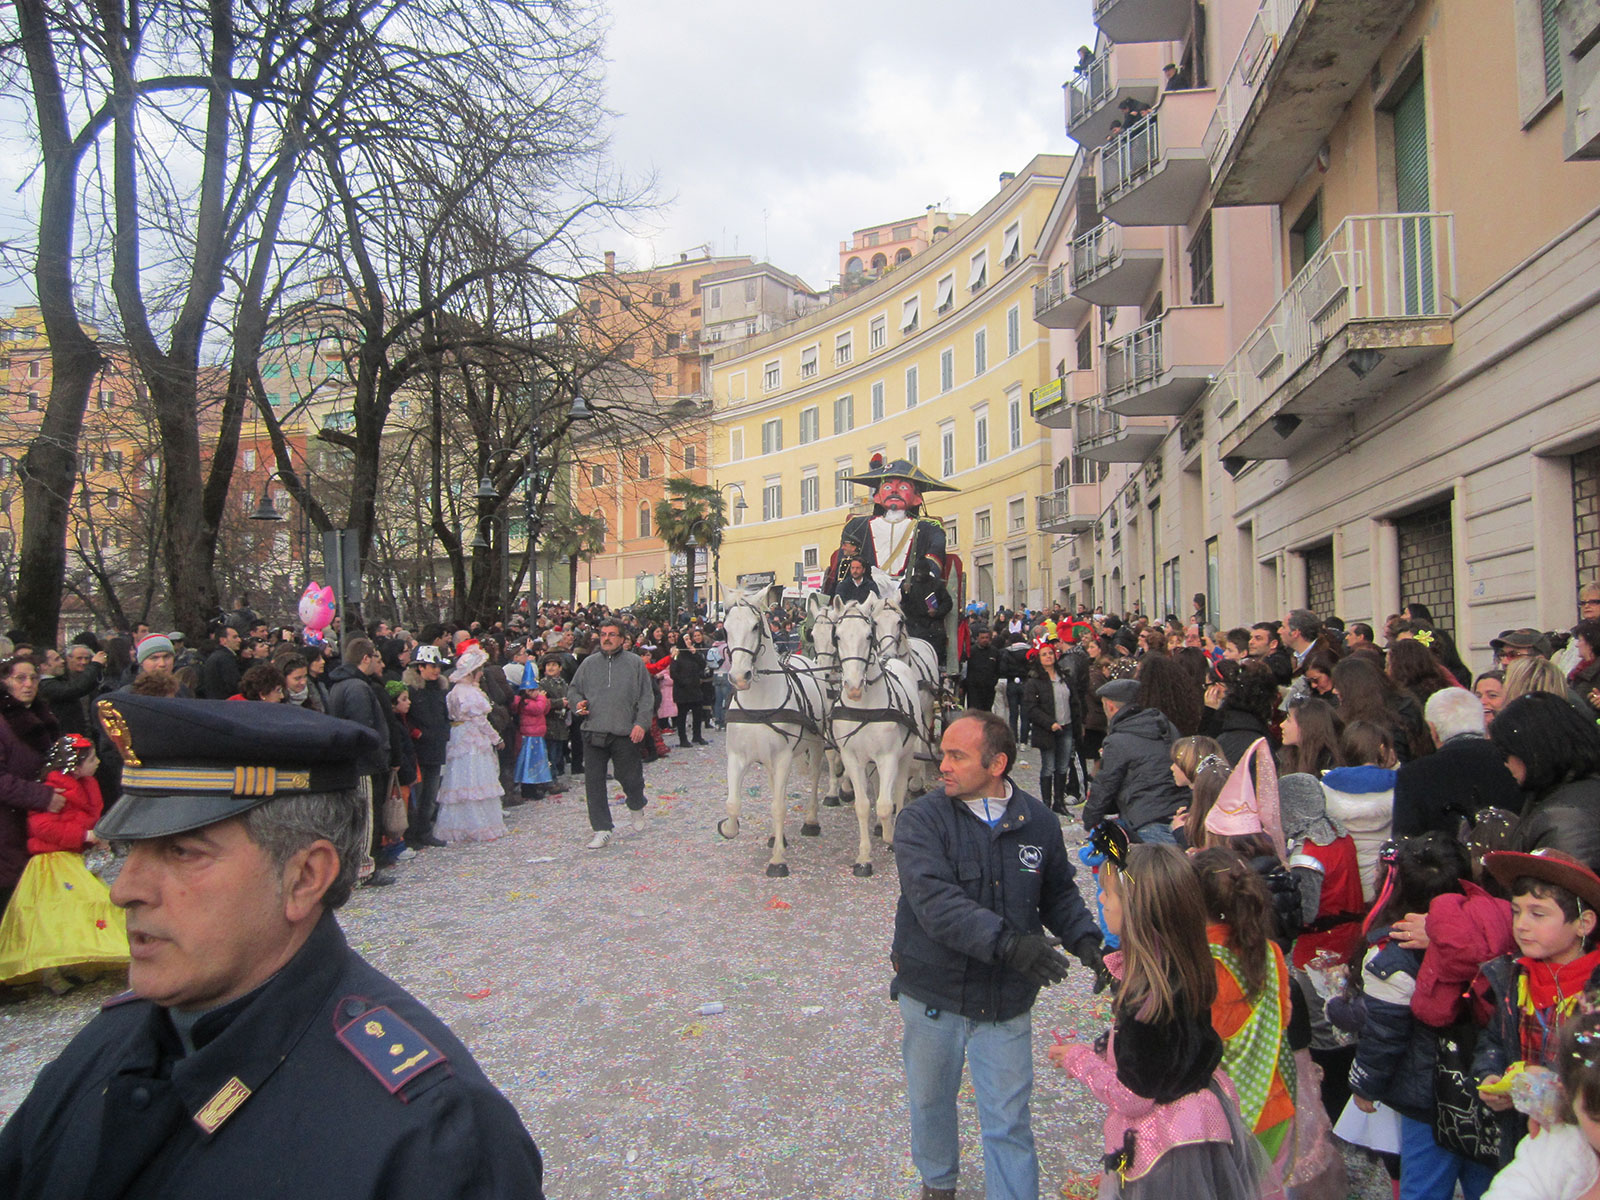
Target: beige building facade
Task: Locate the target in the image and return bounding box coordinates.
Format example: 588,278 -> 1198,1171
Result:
1044,0 -> 1600,666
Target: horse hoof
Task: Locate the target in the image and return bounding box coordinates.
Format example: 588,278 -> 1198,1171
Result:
766,863 -> 790,878
800,822 -> 822,837
822,796 -> 842,808
716,818 -> 737,840
852,863 -> 873,877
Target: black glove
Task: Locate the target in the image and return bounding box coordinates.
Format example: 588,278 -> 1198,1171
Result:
998,932 -> 1071,987
1073,936 -> 1115,994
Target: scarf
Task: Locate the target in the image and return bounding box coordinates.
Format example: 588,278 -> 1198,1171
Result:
1518,948 -> 1600,1017
0,692 -> 60,756
1570,657 -> 1596,686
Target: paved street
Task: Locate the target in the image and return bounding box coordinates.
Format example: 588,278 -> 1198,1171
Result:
0,733 -> 1380,1198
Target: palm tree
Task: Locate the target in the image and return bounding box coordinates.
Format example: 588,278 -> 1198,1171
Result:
542,508 -> 607,603
654,477 -> 724,615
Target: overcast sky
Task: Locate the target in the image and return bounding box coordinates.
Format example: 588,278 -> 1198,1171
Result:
597,0 -> 1098,290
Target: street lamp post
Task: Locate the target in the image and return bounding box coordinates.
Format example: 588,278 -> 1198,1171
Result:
248,472 -> 314,609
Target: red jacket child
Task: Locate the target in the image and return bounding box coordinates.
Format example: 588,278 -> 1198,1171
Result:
512,689 -> 550,740
27,735 -> 103,855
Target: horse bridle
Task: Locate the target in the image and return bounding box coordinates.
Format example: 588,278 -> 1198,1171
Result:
833,607 -> 883,686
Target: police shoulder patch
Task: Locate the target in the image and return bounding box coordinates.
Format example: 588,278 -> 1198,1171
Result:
334,998 -> 447,1098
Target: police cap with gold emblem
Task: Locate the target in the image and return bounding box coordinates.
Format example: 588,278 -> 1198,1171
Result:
93,694 -> 380,840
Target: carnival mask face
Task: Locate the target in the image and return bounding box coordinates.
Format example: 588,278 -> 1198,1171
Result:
874,478 -> 922,512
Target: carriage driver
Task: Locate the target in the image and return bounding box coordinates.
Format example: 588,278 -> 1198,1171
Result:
821,454 -> 955,663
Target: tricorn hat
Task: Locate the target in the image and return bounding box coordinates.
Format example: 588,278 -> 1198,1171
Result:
93,695 -> 378,841
844,453 -> 958,493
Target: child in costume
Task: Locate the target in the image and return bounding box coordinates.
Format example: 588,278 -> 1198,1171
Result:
434,641 -> 506,843
0,734 -> 128,990
1474,849 -> 1600,1166
1050,837 -> 1268,1199
510,661 -> 561,801
1479,1010 -> 1600,1200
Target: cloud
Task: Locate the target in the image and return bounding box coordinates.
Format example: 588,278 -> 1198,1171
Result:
597,0 -> 1097,288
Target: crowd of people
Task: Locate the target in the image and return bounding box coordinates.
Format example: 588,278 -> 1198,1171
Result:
897,580 -> 1600,1200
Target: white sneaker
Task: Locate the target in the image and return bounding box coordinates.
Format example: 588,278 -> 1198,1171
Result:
392,847 -> 418,863
585,829 -> 612,850
631,810 -> 647,833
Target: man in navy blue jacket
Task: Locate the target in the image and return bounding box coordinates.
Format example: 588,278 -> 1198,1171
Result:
892,710 -> 1105,1200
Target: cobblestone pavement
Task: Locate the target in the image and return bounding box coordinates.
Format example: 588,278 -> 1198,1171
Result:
0,729 -> 1385,1198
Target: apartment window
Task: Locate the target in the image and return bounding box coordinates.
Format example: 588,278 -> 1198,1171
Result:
940,422 -> 956,477
668,282 -> 681,299
834,331 -> 853,365
905,434 -> 921,467
1008,497 -> 1025,532
683,445 -> 697,469
901,296 -> 920,333
708,286 -> 722,308
729,428 -> 745,462
975,508 -> 993,542
106,488 -> 121,510
940,348 -> 955,393
869,314 -> 887,350
764,360 -> 781,391
942,518 -> 959,548
968,249 -> 988,292
936,273 -> 955,314
1076,325 -> 1094,370
1291,194 -> 1324,275
762,417 -> 783,455
835,460 -> 853,506
664,333 -> 681,352
587,299 -> 602,315
800,345 -> 819,379
639,453 -> 651,478
28,361 -> 41,379
27,392 -> 39,411
1002,220 -> 1022,268
1188,216 -> 1215,306
975,406 -> 990,465
905,365 -> 919,408
98,388 -> 113,411
1006,305 -> 1021,355
1072,456 -> 1108,485
974,328 -> 987,376
590,465 -> 606,486
638,505 -> 652,538
800,470 -> 820,514
763,478 -> 783,521
799,406 -> 820,445
1009,394 -> 1022,451
871,381 -> 885,421
243,449 -> 257,471
833,394 -> 854,435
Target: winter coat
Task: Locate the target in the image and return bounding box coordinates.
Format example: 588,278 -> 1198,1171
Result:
1347,926 -> 1436,1122
1411,881 -> 1514,1028
512,691 -> 550,740
539,677 -> 570,741
1482,1122 -> 1599,1200
0,696 -> 60,890
407,679 -> 450,768
1082,704 -> 1188,833
325,664 -> 391,775
568,648 -> 655,738
479,665 -> 515,743
999,643 -> 1032,682
1509,775 -> 1600,872
1392,734 -> 1523,839
199,647 -> 242,701
1472,953 -> 1542,1163
39,667 -> 101,737
1319,765 -> 1397,902
963,643 -> 1002,694
1211,707 -> 1274,767
27,772 -> 102,855
668,648 -> 705,707
1083,662 -> 1111,733
891,784 -> 1099,1023
1022,671 -> 1077,750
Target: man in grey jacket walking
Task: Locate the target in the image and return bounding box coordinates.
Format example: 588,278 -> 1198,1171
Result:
567,621 -> 655,850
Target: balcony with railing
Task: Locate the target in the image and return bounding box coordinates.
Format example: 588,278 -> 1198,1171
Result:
1093,0 -> 1192,45
1102,306 -> 1225,417
1032,264 -> 1091,330
1029,368 -> 1099,430
1073,402 -> 1167,463
1066,43 -> 1166,150
1037,484 -> 1101,534
1071,222 -> 1165,308
1098,89 -> 1214,226
1217,213 -> 1457,459
1205,0 -> 1416,207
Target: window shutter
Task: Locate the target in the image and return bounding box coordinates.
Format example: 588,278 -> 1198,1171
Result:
1391,74 -> 1434,313
1541,0 -> 1563,97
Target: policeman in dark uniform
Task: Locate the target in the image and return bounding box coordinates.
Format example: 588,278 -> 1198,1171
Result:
0,694 -> 545,1199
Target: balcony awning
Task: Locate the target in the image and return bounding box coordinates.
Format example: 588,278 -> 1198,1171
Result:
936,275 -> 955,311
968,250 -> 988,290
1002,224 -> 1021,264
901,296 -> 920,332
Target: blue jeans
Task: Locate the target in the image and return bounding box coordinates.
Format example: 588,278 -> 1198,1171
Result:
899,994 -> 1038,1199
713,675 -> 733,726
1037,729 -> 1073,779
1398,1114 -> 1493,1200
1133,820 -> 1179,845
1005,680 -> 1030,745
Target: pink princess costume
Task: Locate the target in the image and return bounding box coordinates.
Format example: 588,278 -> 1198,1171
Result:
434,646 -> 506,843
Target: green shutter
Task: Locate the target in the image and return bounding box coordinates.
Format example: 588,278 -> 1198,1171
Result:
1302,208 -> 1323,260
1542,0 -> 1563,97
1392,74 -> 1434,314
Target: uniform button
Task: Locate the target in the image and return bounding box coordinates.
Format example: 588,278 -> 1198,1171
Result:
342,999 -> 365,1018
130,1085 -> 151,1109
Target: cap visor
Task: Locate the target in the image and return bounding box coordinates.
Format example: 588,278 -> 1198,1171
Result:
95,792 -> 267,841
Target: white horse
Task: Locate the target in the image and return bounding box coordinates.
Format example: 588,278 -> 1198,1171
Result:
870,593 -> 945,789
718,587 -> 829,877
830,595 -> 929,875
804,592 -> 849,808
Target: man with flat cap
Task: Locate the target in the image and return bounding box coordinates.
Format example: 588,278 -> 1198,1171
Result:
0,694 -> 545,1199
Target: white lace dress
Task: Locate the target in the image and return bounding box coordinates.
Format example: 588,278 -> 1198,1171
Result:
434,683 -> 506,843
